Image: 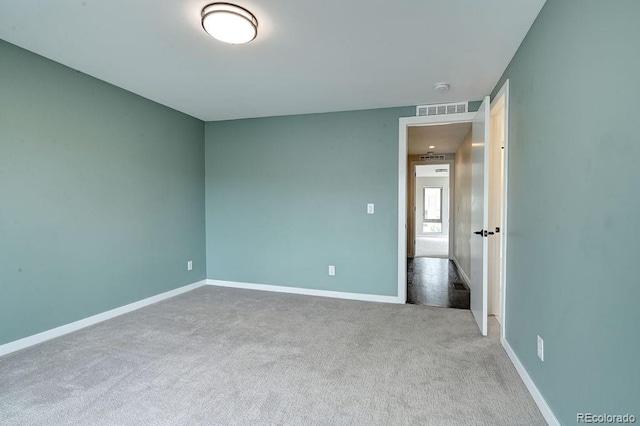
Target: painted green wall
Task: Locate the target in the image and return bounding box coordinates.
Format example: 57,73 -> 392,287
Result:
205,107 -> 413,296
0,40 -> 206,345
492,1 -> 640,422
467,100 -> 482,114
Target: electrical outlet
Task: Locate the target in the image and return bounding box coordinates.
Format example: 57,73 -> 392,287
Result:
367,203 -> 375,214
537,335 -> 544,361
187,260 -> 193,271
328,265 -> 335,276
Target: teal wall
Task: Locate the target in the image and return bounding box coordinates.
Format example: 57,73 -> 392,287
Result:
467,100 -> 482,113
0,40 -> 206,345
492,0 -> 640,422
205,107 -> 413,296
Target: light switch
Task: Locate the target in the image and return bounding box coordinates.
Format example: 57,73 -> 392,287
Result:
367,203 -> 375,214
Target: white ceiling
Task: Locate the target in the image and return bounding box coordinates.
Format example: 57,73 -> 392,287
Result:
409,122 -> 471,155
416,164 -> 449,178
0,0 -> 545,121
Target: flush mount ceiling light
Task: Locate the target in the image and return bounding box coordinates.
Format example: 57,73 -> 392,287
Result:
434,82 -> 450,93
201,3 -> 258,44
429,145 -> 436,149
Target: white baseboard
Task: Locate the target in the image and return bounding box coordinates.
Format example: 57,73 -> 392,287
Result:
501,337 -> 559,426
207,279 -> 403,304
0,280 -> 207,358
452,256 -> 471,286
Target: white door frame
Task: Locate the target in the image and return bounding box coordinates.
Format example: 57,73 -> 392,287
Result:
398,112 -> 475,303
490,80 -> 510,340
398,89 -> 510,338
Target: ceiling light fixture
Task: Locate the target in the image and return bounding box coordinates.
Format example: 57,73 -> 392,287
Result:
201,3 -> 258,44
434,82 -> 450,93
429,145 -> 436,149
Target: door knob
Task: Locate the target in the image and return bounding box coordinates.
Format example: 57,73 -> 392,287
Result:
474,230 -> 484,236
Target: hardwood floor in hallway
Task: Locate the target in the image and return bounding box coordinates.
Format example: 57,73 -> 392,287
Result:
407,257 -> 470,309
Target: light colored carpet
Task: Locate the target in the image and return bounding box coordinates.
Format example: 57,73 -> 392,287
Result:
0,287 -> 545,425
415,235 -> 449,258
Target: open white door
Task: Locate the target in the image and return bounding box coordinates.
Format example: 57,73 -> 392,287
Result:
470,96 -> 491,336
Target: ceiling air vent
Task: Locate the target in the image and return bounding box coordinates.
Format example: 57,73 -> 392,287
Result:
416,102 -> 468,117
419,155 -> 446,161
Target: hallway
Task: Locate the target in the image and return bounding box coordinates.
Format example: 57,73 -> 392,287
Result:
414,235 -> 449,258
407,257 -> 470,309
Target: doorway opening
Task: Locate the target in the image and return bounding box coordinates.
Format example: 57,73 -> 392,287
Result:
404,121 -> 471,309
414,164 -> 451,258
398,86 -> 510,336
